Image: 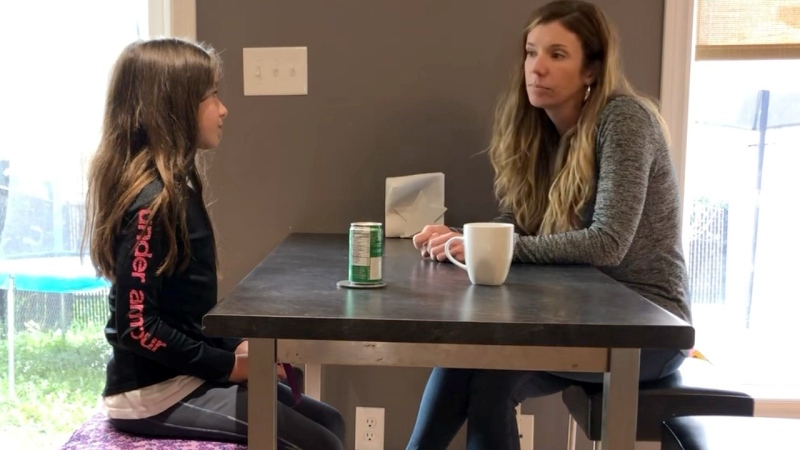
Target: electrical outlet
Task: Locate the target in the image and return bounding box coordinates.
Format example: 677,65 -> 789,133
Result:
355,406 -> 385,450
518,414 -> 534,450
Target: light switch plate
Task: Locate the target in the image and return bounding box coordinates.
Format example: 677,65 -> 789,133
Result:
242,47 -> 307,96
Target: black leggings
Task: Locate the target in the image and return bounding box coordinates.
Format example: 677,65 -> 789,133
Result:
109,381 -> 345,450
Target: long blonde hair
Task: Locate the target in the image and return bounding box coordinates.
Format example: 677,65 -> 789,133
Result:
489,0 -> 663,235
84,38 -> 221,282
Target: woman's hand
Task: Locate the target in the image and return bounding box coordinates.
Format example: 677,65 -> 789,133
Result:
412,225 -> 464,262
412,224 -> 451,251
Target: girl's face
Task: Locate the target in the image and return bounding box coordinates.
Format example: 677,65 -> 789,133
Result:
198,84 -> 228,150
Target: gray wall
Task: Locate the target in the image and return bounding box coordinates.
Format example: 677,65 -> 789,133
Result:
197,1 -> 665,449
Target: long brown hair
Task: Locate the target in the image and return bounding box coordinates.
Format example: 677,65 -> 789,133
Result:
488,0 -> 664,235
84,37 -> 221,282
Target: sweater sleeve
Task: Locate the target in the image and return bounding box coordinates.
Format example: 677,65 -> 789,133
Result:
492,209 -> 527,233
449,209 -> 517,234
513,105 -> 656,266
113,206 -> 235,382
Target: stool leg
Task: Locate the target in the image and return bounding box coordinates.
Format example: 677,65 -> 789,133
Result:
593,441 -> 602,450
567,414 -> 578,450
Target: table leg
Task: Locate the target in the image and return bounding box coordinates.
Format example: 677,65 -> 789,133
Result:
600,348 -> 640,450
304,363 -> 322,400
250,338 -> 277,450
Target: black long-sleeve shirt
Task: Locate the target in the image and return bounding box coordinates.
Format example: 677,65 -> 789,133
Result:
102,181 -> 241,396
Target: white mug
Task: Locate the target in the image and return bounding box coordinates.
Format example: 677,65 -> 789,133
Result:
444,222 -> 514,286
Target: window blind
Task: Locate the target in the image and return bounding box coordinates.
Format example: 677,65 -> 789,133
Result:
696,0 -> 800,59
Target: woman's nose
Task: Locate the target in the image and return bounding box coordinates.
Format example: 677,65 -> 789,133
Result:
530,55 -> 547,75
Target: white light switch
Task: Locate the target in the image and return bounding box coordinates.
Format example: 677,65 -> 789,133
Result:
243,47 -> 308,96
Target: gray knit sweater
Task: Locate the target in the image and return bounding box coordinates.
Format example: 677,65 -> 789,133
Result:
492,96 -> 691,323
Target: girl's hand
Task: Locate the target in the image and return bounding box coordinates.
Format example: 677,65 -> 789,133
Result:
228,354 -> 248,383
277,363 -> 287,381
234,340 -> 248,356
228,355 -> 286,383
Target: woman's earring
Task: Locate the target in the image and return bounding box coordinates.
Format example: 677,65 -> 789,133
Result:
583,84 -> 592,103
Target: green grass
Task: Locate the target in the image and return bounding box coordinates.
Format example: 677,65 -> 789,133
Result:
0,324 -> 108,449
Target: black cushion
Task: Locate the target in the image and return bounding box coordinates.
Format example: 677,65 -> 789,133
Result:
662,415 -> 800,450
561,358 -> 754,441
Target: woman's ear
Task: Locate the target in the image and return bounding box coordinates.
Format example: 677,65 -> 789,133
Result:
582,60 -> 600,86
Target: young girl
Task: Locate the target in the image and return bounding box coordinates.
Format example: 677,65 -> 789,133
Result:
408,1 -> 691,448
85,37 -> 345,449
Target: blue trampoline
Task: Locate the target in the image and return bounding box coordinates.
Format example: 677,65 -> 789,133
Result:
2,256 -> 110,398
0,256 -> 109,293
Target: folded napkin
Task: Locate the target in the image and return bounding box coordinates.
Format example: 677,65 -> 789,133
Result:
385,172 -> 447,238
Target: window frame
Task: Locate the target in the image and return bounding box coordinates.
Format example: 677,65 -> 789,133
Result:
661,0 -> 800,413
148,0 -> 196,40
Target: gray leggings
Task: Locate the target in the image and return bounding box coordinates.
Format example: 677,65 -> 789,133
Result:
109,381 -> 345,450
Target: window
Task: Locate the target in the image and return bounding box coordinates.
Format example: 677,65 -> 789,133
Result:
682,0 -> 800,398
0,2 -> 182,448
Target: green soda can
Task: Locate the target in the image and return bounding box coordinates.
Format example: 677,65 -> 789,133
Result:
348,222 -> 383,284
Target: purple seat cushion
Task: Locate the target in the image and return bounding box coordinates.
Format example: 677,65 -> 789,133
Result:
60,412 -> 246,450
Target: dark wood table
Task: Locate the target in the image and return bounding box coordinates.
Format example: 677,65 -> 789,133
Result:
203,233 -> 694,449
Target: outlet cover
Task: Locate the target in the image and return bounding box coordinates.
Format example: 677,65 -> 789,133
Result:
355,406 -> 385,450
242,46 -> 307,96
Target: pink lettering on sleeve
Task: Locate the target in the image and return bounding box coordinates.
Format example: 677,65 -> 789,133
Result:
127,209 -> 167,352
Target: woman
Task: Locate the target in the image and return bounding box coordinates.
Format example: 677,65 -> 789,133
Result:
408,1 -> 691,449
